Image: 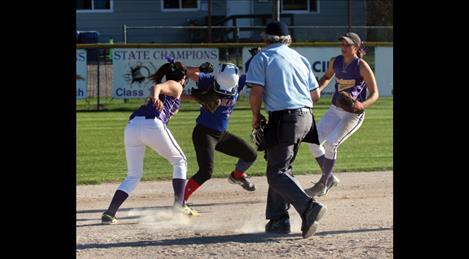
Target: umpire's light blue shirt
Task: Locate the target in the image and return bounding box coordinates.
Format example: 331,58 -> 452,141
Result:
246,43 -> 319,112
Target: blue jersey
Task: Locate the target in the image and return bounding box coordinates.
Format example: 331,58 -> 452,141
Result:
129,94 -> 180,124
195,73 -> 245,132
332,55 -> 367,105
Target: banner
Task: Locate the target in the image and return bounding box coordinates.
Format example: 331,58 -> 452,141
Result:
76,49 -> 87,99
243,46 -> 394,97
112,48 -> 219,98
375,47 -> 393,96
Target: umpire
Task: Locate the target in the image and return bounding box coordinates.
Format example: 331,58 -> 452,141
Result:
246,21 -> 326,238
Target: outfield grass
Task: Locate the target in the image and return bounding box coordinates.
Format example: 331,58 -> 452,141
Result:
77,97 -> 392,184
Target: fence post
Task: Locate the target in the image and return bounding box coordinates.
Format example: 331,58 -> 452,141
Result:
123,24 -> 127,44
348,0 -> 352,32
272,0 -> 280,22
236,46 -> 240,69
107,37 -> 114,62
207,0 -> 212,43
96,50 -> 100,111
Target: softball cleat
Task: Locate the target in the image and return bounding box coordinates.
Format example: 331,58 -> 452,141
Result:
101,213 -> 117,225
228,172 -> 256,191
173,203 -> 200,216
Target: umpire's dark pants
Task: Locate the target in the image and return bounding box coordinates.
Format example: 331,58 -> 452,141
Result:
265,107 -> 313,220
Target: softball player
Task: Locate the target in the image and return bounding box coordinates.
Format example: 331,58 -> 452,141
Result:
305,32 -> 379,197
101,60 -> 198,225
182,63 -> 258,204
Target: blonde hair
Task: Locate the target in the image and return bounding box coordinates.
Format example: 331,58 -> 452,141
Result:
261,32 -> 292,45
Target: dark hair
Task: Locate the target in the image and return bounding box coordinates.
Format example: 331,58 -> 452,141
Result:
149,61 -> 187,84
356,43 -> 366,59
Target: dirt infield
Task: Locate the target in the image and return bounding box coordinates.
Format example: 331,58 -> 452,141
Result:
77,171 -> 393,258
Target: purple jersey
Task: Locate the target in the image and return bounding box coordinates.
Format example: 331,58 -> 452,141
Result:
129,94 -> 180,125
331,55 -> 367,105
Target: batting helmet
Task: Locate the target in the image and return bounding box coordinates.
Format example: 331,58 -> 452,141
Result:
214,63 -> 239,96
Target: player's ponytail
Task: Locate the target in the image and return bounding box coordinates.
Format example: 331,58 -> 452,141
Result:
149,54 -> 187,84
149,63 -> 171,84
357,43 -> 366,59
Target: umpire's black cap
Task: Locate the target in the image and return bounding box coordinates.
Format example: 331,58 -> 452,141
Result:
265,21 -> 289,36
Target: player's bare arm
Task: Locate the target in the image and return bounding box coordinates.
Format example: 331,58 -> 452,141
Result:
186,67 -> 200,82
160,80 -> 184,98
150,81 -> 182,111
148,84 -> 163,111
249,84 -> 264,129
359,60 -> 379,109
318,57 -> 335,93
179,67 -> 200,101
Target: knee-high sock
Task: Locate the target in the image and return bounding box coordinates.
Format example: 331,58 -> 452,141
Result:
105,190 -> 129,217
235,159 -> 254,174
183,178 -> 201,203
232,168 -> 249,179
315,155 -> 326,169
172,178 -> 186,205
320,158 -> 336,185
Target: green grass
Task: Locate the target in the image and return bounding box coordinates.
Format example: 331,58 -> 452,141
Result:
77,97 -> 393,184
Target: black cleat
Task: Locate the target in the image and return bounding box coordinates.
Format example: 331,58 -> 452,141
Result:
101,213 -> 117,225
301,201 -> 327,238
228,172 -> 256,191
265,215 -> 291,234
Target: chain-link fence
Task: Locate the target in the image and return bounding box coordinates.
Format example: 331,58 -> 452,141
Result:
122,25 -> 393,43
77,41 -> 392,111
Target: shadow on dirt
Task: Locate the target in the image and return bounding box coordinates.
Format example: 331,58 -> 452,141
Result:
76,227 -> 393,250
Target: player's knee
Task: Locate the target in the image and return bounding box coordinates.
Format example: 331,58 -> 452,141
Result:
323,141 -> 338,159
171,156 -> 187,168
308,143 -> 325,158
127,168 -> 143,179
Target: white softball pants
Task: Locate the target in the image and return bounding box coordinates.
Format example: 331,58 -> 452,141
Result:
117,116 -> 187,195
308,105 -> 365,160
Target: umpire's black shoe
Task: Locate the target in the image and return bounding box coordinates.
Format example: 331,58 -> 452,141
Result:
265,215 -> 291,234
301,200 -> 327,239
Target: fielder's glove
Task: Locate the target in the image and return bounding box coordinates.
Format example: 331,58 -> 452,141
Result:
336,91 -> 364,114
249,47 -> 261,56
199,62 -> 214,73
251,114 -> 267,151
190,87 -> 221,113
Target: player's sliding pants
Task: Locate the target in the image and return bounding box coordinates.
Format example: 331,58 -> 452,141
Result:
191,123 -> 257,185
308,105 -> 365,160
118,116 -> 187,194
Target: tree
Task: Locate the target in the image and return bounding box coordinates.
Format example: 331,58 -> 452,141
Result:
366,0 -> 393,41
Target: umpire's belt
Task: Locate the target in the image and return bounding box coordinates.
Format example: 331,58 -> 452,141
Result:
268,107 -> 311,118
